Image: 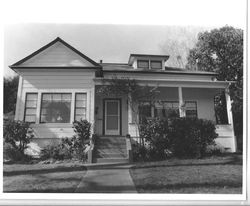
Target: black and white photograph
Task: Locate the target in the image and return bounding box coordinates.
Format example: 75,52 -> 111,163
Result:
1,0 -> 248,205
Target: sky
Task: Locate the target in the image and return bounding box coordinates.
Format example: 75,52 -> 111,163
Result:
2,0 -> 246,77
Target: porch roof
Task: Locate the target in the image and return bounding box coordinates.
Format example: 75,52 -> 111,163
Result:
94,77 -> 233,89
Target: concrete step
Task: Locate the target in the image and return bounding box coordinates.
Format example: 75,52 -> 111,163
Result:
95,153 -> 127,158
96,148 -> 127,153
94,157 -> 129,164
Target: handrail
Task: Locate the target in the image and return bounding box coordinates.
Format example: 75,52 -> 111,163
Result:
126,134 -> 133,163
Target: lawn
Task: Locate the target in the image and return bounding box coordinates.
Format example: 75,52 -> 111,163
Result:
3,162 -> 87,193
130,154 -> 242,193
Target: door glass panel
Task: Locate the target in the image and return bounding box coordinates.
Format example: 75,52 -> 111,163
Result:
107,102 -> 118,115
107,116 -> 119,130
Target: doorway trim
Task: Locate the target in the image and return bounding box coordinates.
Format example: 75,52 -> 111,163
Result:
103,98 -> 122,136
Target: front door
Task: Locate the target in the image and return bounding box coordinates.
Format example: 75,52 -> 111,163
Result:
104,100 -> 120,135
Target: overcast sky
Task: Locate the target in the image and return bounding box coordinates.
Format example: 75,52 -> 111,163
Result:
3,0 -> 246,77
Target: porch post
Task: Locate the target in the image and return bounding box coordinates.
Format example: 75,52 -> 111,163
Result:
225,87 -> 237,152
225,88 -> 233,125
178,86 -> 185,117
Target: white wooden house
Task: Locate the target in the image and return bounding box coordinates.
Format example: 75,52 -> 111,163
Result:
10,37 -> 237,163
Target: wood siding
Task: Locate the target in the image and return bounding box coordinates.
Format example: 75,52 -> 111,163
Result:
20,41 -> 95,67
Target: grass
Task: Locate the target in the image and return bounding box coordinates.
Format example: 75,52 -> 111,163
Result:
3,162 -> 87,193
130,154 -> 243,193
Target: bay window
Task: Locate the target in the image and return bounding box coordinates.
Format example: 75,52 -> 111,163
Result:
40,93 -> 72,123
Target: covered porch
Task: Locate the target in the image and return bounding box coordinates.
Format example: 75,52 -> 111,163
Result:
93,79 -> 237,153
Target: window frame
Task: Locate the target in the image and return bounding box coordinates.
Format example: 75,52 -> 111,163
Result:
39,93 -> 72,123
185,101 -> 198,118
24,92 -> 38,123
137,60 -> 149,69
150,60 -> 162,70
74,93 -> 87,121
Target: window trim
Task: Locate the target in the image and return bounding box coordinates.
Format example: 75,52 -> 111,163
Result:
185,100 -> 198,118
39,92 -> 72,123
24,92 -> 38,123
74,93 -> 87,121
150,60 -> 162,69
137,60 -> 149,69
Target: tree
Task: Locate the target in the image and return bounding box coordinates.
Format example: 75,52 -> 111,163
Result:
4,75 -> 19,114
96,75 -> 160,146
186,26 -> 243,150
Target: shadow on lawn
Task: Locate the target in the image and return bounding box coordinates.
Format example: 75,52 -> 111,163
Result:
3,165 -> 86,177
137,181 -> 242,193
133,155 -> 242,169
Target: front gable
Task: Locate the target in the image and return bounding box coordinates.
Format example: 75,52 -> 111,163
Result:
10,37 -> 100,68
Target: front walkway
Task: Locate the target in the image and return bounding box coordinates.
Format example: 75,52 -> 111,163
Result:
75,163 -> 137,193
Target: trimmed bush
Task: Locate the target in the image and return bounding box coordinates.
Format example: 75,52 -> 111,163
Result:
168,117 -> 218,158
139,118 -> 170,160
4,120 -> 34,155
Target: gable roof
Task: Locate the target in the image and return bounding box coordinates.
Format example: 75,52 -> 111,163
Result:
10,37 -> 101,69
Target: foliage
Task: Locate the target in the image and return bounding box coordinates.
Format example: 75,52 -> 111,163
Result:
186,26 -> 243,150
4,76 -> 19,114
139,118 -> 170,160
4,120 -> 34,155
3,142 -> 31,162
168,117 -> 218,158
97,75 -> 160,146
40,144 -> 72,160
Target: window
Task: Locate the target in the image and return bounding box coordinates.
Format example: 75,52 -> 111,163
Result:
24,93 -> 38,123
75,93 -> 87,121
138,101 -> 152,122
40,93 -> 72,123
185,101 -> 198,118
154,101 -> 179,118
151,60 -> 162,69
137,60 -> 149,69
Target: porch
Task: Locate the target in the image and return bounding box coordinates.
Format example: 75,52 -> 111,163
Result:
93,82 -> 237,153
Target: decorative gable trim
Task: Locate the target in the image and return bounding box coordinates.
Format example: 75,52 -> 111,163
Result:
10,37 -> 101,68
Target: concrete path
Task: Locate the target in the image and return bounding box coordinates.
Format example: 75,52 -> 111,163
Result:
75,163 -> 137,193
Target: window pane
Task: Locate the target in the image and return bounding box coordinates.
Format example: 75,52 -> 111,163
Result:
75,108 -> 86,115
75,115 -> 86,121
42,94 -> 52,101
41,93 -> 72,123
76,93 -> 87,101
25,108 -> 36,115
26,100 -> 37,108
75,100 -> 86,107
25,115 -> 36,122
26,94 -> 38,100
138,60 -> 149,68
151,61 -> 162,69
52,94 -> 62,101
107,116 -> 119,130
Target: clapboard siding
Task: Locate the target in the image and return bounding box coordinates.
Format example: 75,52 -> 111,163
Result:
22,71 -> 95,89
21,41 -> 95,67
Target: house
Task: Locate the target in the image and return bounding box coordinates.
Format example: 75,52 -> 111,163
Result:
10,37 -> 237,163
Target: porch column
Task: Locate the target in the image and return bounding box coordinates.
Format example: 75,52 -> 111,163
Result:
128,93 -> 133,124
90,86 -> 95,134
178,86 -> 185,117
225,88 -> 233,125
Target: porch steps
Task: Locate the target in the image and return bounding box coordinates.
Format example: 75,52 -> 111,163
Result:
93,136 -> 129,163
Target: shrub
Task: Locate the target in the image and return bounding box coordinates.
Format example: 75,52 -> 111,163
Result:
139,118 -> 170,160
40,120 -> 92,161
168,117 -> 218,158
40,144 -> 72,160
4,120 -> 34,155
